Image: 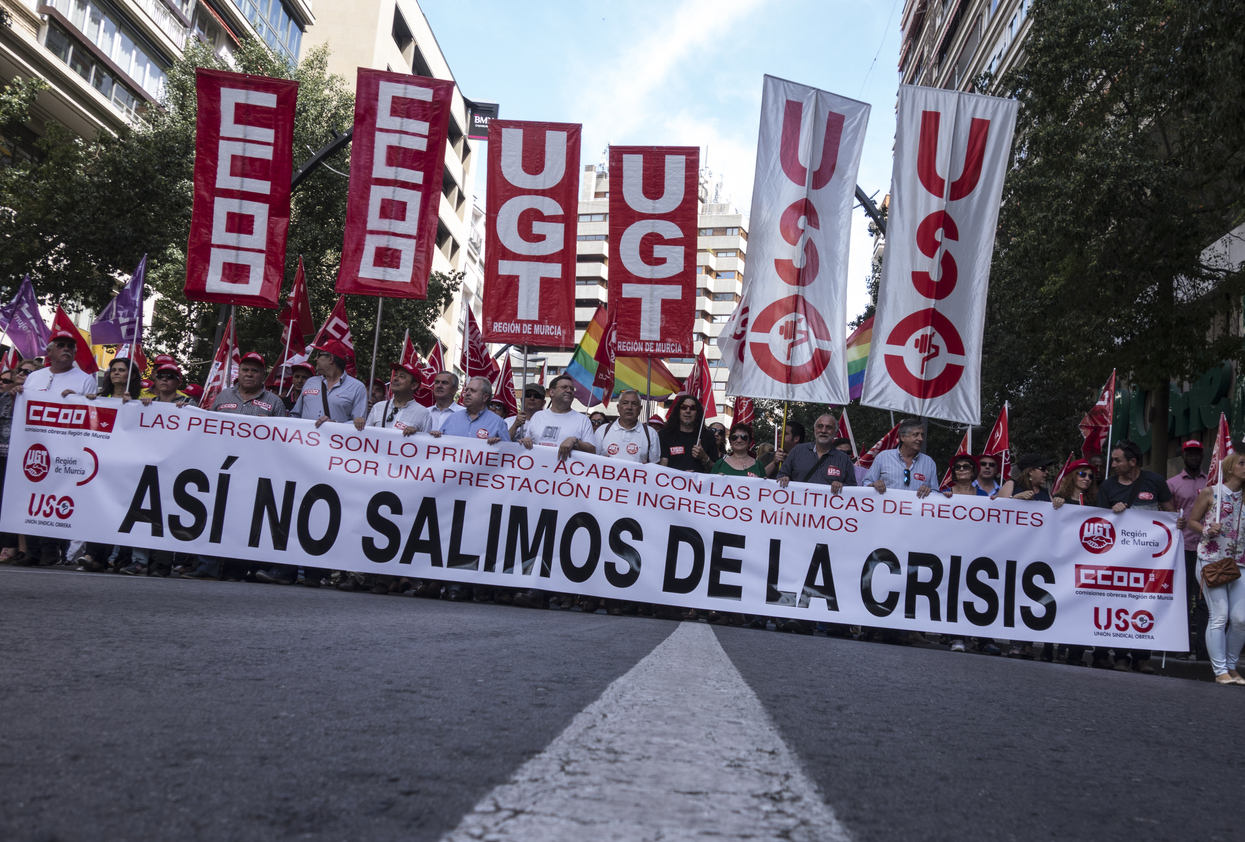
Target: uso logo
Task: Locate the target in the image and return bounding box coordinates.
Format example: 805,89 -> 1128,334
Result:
23,444 -> 50,482
1080,517 -> 1115,554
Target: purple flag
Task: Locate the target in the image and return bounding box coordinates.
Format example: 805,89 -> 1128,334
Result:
90,256 -> 146,346
0,275 -> 50,359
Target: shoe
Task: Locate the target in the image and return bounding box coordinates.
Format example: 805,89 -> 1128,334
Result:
493,589 -> 513,605
1133,660 -> 1155,675
950,640 -> 966,653
1215,674 -> 1237,685
446,585 -> 471,601
654,606 -> 683,621
606,605 -> 625,616
180,568 -> 216,580
371,583 -> 390,595
787,619 -> 814,635
748,618 -> 768,630
0,547 -> 14,563
337,578 -> 357,592
1228,672 -> 1245,685
1091,659 -> 1112,669
580,598 -> 600,614
511,589 -> 547,609
301,577 -> 321,588
981,643 -> 1002,655
1113,660 -> 1132,672
1007,646 -> 1024,658
255,569 -> 294,585
119,563 -> 146,576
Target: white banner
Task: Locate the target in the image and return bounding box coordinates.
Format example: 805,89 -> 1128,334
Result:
862,86 -> 1017,424
4,397 -> 1187,649
723,75 -> 870,403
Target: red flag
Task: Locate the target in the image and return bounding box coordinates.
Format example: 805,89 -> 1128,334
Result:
399,333 -> 419,369
114,342 -> 147,374
683,349 -> 717,418
200,317 -> 240,410
184,69 -> 297,308
538,360 -> 547,386
1051,451 -> 1078,495
267,257 -> 316,389
52,306 -> 99,374
938,429 -> 971,490
607,146 -> 699,357
460,307 -> 499,382
733,396 -> 755,428
1208,413 -> 1233,488
0,347 -> 20,371
857,422 -> 902,470
980,403 -> 1011,481
835,408 -> 857,459
492,354 -> 520,417
591,308 -> 619,408
1079,370 -> 1116,458
311,296 -> 357,376
337,69 -> 454,299
413,341 -> 443,407
482,120 -> 581,346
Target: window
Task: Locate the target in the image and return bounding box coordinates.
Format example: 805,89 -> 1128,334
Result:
47,0 -> 168,99
698,227 -> 713,235
716,271 -> 738,280
577,234 -> 607,241
44,21 -> 147,118
724,227 -> 740,236
716,249 -> 737,258
712,292 -> 736,302
578,213 -> 606,222
708,336 -> 718,346
712,314 -> 731,324
229,0 -> 303,63
192,5 -> 236,66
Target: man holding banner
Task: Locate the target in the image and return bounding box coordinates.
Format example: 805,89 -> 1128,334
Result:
292,341 -> 367,428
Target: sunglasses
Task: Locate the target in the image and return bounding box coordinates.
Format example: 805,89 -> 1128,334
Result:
155,372 -> 179,380
0,378 -> 12,385
954,464 -> 974,471
903,467 -> 911,485
729,434 -> 750,442
1075,470 -> 1093,478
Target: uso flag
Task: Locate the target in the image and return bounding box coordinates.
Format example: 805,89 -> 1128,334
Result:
862,86 -> 1017,424
185,69 -> 298,308
337,69 -> 454,299
607,146 -> 699,357
721,75 -> 869,404
482,120 -> 581,347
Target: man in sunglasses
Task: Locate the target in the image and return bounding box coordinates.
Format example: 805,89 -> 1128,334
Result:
18,330 -> 97,398
359,362 -> 430,434
864,418 -> 937,498
777,414 -> 856,494
974,453 -> 1003,498
212,353 -> 288,418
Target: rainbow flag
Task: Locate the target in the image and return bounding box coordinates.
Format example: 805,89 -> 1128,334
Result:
845,316 -> 873,400
565,307 -> 682,406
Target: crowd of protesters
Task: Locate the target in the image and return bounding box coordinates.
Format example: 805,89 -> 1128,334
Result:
1,329 -> 1243,686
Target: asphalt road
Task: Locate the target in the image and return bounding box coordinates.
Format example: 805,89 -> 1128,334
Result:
2,566 -> 1241,842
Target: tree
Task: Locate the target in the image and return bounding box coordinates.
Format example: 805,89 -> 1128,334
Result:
984,0 -> 1245,462
0,41 -> 460,382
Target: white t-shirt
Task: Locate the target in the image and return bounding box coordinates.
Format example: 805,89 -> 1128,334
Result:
525,408 -> 597,451
595,420 -> 661,464
365,398 -> 431,433
22,366 -> 98,396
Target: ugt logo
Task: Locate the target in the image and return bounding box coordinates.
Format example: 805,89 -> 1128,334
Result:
1080,517 -> 1115,554
23,444 -> 50,482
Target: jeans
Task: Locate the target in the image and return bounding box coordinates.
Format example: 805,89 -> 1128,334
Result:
1199,560 -> 1245,676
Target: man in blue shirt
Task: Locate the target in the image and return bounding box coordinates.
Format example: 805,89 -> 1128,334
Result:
290,340 -> 367,427
864,418 -> 937,499
435,376 -> 510,442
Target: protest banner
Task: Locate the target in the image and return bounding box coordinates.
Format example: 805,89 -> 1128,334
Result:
3,396 -> 1187,650
482,120 -> 581,346
337,69 -> 454,299
862,86 -> 1017,424
607,146 -> 699,357
185,69 -> 298,308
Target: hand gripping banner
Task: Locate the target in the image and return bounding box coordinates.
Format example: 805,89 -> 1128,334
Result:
337,69 -> 455,299
862,86 -> 1017,424
722,75 -> 870,403
482,120 -> 581,346
607,146 -> 699,357
185,69 -> 298,308
4,395 -> 1188,651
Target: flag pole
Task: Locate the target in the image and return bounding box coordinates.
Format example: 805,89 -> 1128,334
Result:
646,357 -> 652,418
521,344 -> 528,393
369,297 -> 384,394
226,305 -> 235,388
777,401 -> 789,466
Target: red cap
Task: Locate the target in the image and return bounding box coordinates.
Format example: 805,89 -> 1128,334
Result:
646,414 -> 666,428
155,363 -> 184,381
49,328 -> 78,344
1183,439 -> 1204,451
150,354 -> 177,368
239,351 -> 266,368
290,361 -> 315,375
391,361 -> 421,381
313,339 -> 351,360
183,383 -> 204,399
1065,459 -> 1094,473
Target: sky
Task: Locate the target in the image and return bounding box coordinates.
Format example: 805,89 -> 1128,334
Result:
419,0 -> 904,325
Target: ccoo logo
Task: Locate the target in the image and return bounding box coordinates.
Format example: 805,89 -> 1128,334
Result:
23,444 -> 50,482
1080,517 -> 1115,554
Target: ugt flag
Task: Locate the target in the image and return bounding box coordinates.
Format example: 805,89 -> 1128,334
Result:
91,256 -> 146,346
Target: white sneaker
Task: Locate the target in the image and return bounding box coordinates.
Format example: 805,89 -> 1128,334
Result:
950,640 -> 966,652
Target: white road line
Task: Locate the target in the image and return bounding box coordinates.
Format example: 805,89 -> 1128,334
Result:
440,622 -> 851,842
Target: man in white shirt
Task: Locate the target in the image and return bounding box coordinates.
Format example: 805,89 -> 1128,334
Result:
595,389 -> 660,464
357,362 -> 431,434
19,330 -> 98,397
518,374 -> 596,462
427,370 -> 465,431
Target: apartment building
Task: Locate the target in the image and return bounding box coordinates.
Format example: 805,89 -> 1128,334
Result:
898,0 -> 1031,94
0,0 -> 309,154
302,0 -> 479,375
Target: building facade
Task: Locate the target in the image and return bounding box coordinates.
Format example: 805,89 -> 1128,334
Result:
899,0 -> 1031,93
